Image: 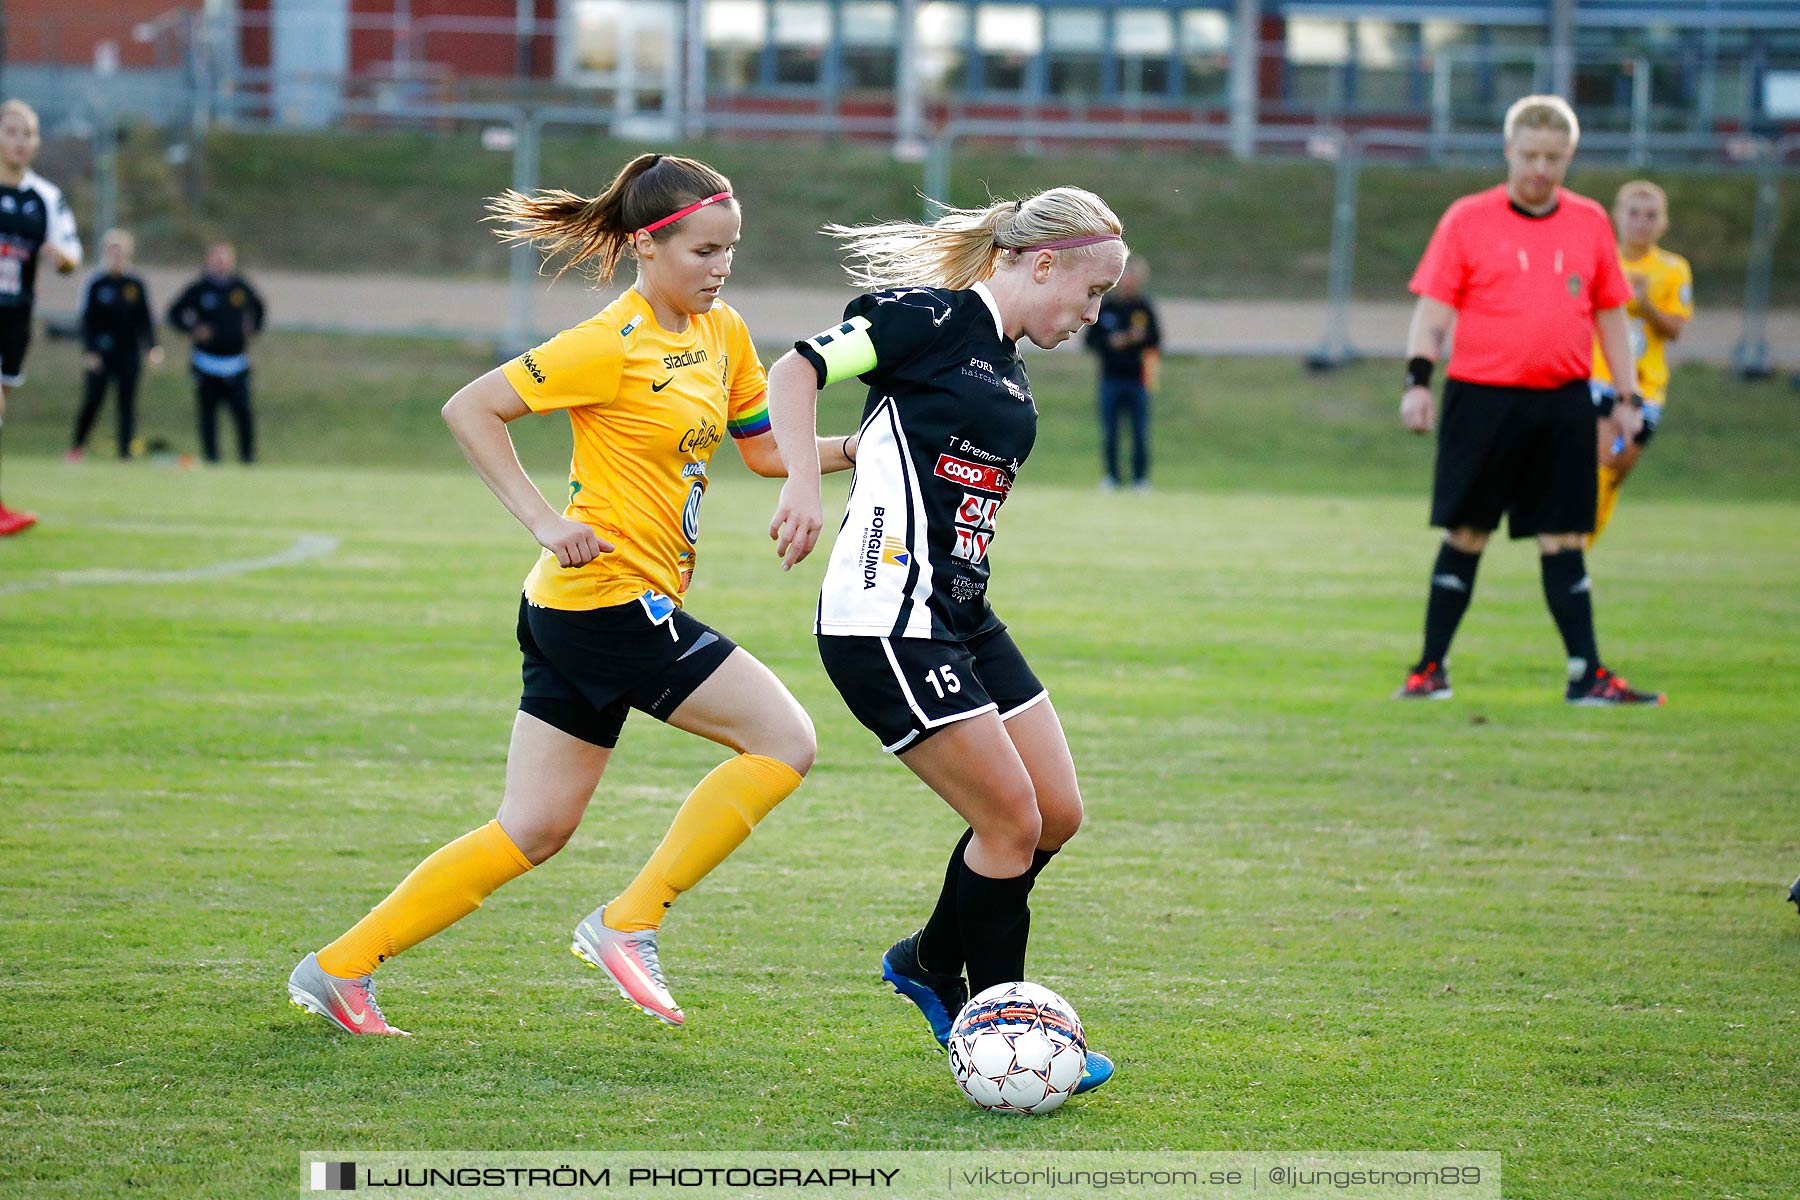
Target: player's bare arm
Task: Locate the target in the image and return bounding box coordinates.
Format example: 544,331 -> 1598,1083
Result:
764,351 -> 826,570
1593,306 -> 1643,442
734,389 -> 859,479
442,367 -> 611,568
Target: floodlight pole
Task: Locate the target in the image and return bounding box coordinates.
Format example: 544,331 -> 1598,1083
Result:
1549,0 -> 1575,100
684,0 -> 706,138
1229,0 -> 1259,161
505,110 -> 540,358
1732,146 -> 1779,380
1308,133 -> 1359,370
894,0 -> 926,163
93,42 -> 120,239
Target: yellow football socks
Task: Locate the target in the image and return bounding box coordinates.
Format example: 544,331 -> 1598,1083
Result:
604,754 -> 803,931
317,819 -> 533,979
1593,464 -> 1623,543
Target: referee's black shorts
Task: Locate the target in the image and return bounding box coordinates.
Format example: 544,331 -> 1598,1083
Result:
516,594 -> 739,749
1431,377 -> 1598,538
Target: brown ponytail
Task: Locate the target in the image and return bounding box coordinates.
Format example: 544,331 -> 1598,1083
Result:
486,152 -> 734,283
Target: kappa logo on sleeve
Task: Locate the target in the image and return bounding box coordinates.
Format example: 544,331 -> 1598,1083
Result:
934,454 -> 1012,495
873,288 -> 953,326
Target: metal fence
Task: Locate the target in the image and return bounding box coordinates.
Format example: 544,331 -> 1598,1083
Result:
15,7 -> 1800,148
55,97 -> 1793,376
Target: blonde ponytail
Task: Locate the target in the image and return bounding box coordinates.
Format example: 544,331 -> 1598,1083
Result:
824,187 -> 1124,291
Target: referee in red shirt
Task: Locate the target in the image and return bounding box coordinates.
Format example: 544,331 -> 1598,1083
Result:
1396,95 -> 1663,706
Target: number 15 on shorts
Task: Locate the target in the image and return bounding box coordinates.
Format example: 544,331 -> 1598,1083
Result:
923,664 -> 962,699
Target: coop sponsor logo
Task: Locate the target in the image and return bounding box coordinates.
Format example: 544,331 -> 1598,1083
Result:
934,455 -> 1011,496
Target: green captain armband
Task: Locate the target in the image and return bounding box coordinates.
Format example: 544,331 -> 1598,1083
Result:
795,315 -> 877,388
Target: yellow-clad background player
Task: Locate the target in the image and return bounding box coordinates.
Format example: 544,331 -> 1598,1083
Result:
287,153 -> 857,1035
1590,179 -> 1692,543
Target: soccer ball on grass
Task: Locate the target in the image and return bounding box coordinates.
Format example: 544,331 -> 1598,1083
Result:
946,981 -> 1085,1114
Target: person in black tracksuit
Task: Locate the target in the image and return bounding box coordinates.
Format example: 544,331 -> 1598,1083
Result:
168,242 -> 266,464
72,230 -> 161,459
1083,257 -> 1161,489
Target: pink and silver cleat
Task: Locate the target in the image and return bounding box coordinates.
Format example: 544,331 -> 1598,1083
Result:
571,907 -> 685,1026
287,952 -> 409,1035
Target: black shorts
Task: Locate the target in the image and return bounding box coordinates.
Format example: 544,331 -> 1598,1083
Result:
1431,378 -> 1597,538
0,307 -> 33,385
818,625 -> 1047,754
516,593 -> 739,749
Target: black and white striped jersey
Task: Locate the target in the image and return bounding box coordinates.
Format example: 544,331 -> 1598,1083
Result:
0,170 -> 81,310
798,282 -> 1037,641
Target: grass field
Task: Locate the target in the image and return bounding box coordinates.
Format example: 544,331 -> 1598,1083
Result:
38,128 -> 1800,302
2,333 -> 1798,1199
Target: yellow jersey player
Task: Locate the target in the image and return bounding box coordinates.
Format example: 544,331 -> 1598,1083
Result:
1589,180 -> 1692,542
288,153 -> 859,1035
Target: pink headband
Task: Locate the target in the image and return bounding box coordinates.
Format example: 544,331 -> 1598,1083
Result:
1011,233 -> 1122,252
640,191 -> 733,235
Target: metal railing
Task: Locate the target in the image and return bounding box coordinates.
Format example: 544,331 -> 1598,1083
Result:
17,9 -> 1800,145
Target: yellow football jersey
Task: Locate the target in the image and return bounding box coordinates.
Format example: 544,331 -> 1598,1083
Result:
1591,245 -> 1693,404
500,289 -> 769,610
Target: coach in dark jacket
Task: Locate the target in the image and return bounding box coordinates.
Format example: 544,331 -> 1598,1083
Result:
71,229 -> 161,459
168,241 -> 266,464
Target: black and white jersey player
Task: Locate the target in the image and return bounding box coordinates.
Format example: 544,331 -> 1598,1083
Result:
800,283 -> 1035,642
794,281 -> 1051,755
0,168 -> 81,385
771,190 -> 1127,1099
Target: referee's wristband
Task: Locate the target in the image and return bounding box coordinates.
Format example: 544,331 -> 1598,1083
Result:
1404,356 -> 1434,390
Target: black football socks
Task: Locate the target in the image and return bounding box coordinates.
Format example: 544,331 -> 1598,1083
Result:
1420,542 -> 1481,669
1541,548 -> 1601,683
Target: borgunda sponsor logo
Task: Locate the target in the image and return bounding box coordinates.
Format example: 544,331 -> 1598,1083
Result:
860,506 -> 887,589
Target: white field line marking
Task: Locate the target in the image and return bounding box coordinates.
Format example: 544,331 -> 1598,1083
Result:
0,533 -> 339,596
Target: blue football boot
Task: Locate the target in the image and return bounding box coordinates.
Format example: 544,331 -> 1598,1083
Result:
880,929 -> 967,1048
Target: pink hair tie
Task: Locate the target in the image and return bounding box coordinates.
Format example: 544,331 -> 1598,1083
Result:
640,191 -> 733,235
1015,233 -> 1122,251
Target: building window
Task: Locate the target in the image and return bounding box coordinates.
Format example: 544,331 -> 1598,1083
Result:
1355,18 -> 1417,110
772,0 -> 829,87
841,2 -> 898,90
1180,8 -> 1230,102
705,0 -> 766,93
564,0 -> 677,104
1047,8 -> 1105,101
975,4 -> 1041,94
1116,8 -> 1173,99
919,2 -> 970,95
1286,16 -> 1349,109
